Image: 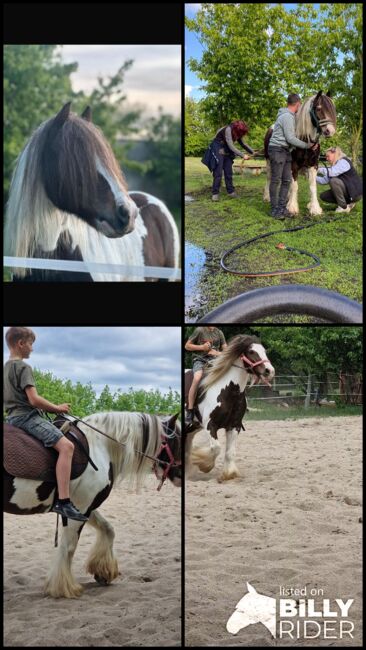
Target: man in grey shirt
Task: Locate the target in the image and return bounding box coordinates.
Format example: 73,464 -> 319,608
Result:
268,93 -> 319,219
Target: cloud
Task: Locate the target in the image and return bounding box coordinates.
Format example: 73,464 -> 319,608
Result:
3,327 -> 181,396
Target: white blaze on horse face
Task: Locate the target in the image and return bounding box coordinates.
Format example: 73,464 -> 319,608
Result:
251,343 -> 275,380
95,157 -> 137,218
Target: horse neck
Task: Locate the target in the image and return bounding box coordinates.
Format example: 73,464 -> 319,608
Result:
205,363 -> 250,397
84,412 -> 162,489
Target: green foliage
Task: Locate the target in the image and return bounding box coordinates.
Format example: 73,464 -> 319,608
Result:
32,369 -> 180,417
186,3 -> 362,164
184,326 -> 363,380
143,109 -> 181,220
185,97 -> 211,156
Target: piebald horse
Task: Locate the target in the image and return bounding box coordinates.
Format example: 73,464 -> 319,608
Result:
185,335 -> 274,482
263,91 -> 337,215
4,411 -> 181,598
4,103 -> 180,281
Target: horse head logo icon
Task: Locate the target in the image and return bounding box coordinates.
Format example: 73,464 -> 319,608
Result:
227,582 -> 276,637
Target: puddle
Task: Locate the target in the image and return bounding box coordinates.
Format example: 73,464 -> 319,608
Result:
185,194 -> 195,202
185,242 -> 206,321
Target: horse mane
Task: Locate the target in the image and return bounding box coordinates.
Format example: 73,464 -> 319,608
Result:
295,96 -> 318,141
4,111 -> 128,275
83,411 -> 163,491
201,335 -> 259,394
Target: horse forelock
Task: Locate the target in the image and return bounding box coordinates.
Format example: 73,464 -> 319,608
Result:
201,335 -> 259,393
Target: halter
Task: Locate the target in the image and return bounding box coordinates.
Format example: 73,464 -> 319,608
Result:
309,98 -> 334,138
232,353 -> 273,388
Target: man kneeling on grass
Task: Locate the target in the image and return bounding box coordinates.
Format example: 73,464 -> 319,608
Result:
316,146 -> 363,213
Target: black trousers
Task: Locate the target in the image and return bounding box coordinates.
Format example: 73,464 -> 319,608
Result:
320,177 -> 362,208
212,153 -> 235,194
268,146 -> 293,210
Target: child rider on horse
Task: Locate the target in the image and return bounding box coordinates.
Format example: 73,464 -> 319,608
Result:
4,327 -> 88,521
185,326 -> 227,428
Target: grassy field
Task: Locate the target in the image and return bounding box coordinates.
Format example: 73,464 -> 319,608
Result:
244,402 -> 362,421
185,157 -> 362,321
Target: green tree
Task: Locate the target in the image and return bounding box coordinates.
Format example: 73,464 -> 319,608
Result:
185,97 -> 211,156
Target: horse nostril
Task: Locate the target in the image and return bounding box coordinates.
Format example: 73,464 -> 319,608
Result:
117,205 -> 129,224
264,368 -> 270,376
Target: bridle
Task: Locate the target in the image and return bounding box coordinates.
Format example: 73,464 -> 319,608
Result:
61,412 -> 181,491
309,95 -> 335,142
153,431 -> 182,491
232,351 -> 273,387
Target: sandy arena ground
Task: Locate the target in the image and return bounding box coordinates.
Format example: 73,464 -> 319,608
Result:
186,416 -> 362,647
4,475 -> 181,647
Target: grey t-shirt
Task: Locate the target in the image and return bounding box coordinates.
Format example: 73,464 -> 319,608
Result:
3,359 -> 36,416
188,327 -> 226,364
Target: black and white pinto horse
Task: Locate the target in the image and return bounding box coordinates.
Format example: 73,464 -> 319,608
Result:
263,91 -> 337,215
4,411 -> 181,598
185,336 -> 274,482
4,102 -> 180,281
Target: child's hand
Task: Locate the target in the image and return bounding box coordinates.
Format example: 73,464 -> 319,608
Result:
202,341 -> 211,352
57,403 -> 71,413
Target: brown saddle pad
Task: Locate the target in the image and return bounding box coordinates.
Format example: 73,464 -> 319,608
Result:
3,415 -> 90,482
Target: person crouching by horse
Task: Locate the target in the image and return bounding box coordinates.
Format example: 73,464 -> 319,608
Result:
316,146 -> 363,213
4,326 -> 88,522
202,120 -> 254,201
185,326 -> 227,428
269,93 -> 319,219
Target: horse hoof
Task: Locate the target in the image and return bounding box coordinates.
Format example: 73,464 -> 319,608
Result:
94,574 -> 109,585
218,471 -> 240,482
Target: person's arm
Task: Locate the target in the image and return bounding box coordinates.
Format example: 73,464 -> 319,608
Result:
185,340 -> 211,353
282,113 -> 313,149
25,386 -> 70,413
237,138 -> 254,155
326,159 -> 351,178
224,126 -> 246,157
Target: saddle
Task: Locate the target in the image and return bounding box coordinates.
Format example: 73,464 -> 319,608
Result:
3,415 -> 97,483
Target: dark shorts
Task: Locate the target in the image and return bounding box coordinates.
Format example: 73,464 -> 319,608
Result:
7,411 -> 64,447
192,358 -> 210,374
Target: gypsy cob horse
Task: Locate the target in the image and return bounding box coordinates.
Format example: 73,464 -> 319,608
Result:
263,91 -> 337,215
185,335 -> 274,482
4,103 -> 180,281
4,411 -> 181,597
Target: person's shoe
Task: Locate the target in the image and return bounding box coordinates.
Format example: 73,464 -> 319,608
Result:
52,500 -> 88,521
335,205 -> 350,213
279,208 -> 295,218
271,208 -> 285,220
228,192 -> 237,198
347,202 -> 356,211
212,194 -> 219,201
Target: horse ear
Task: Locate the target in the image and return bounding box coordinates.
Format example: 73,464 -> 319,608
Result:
81,106 -> 92,122
247,582 -> 257,594
54,102 -> 71,126
314,90 -> 323,101
167,413 -> 180,428
326,89 -> 332,98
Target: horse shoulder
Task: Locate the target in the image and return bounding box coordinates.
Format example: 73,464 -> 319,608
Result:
129,191 -> 177,267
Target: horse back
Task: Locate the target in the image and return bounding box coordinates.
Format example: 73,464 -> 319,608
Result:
3,418 -> 90,482
130,191 -> 178,271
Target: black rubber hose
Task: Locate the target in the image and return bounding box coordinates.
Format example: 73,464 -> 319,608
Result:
197,285 -> 363,324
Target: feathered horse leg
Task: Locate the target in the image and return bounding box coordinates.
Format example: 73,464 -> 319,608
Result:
45,519 -> 85,598
85,509 -> 119,585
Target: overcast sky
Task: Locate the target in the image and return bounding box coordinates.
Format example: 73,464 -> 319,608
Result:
59,45 -> 181,119
3,327 -> 181,397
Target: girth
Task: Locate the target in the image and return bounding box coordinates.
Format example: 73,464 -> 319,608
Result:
3,415 -> 98,482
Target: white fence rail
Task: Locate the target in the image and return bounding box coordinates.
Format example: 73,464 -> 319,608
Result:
4,257 -> 181,281
247,373 -> 363,407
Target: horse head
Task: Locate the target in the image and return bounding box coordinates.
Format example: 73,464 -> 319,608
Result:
227,582 -> 276,638
40,102 -> 138,238
232,335 -> 275,385
156,413 -> 181,487
310,90 -> 336,137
